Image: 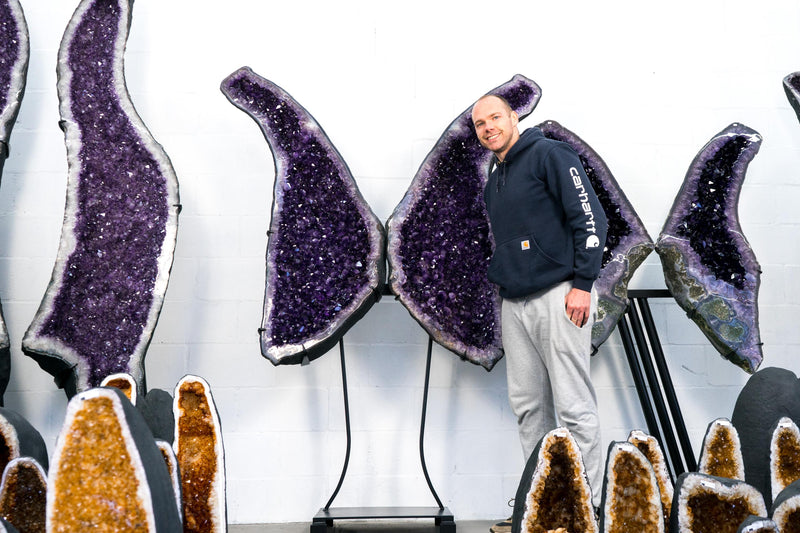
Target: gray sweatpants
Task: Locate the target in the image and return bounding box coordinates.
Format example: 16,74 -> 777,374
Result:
502,281 -> 603,506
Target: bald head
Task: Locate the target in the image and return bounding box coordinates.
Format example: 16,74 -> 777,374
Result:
471,94 -> 520,161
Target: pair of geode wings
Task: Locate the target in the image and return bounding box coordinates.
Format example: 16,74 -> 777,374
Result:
219,71 -> 540,369
222,69 -> 767,373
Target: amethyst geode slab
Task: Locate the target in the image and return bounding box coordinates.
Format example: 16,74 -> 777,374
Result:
538,121 -> 653,351
386,75 -> 540,370
21,0 -> 180,396
656,123 -> 762,373
221,67 -> 385,365
0,0 -> 29,404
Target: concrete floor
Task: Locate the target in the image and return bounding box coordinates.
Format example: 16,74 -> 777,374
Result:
230,520 -> 494,532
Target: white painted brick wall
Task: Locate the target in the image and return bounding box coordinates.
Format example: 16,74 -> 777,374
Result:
1,0 -> 799,524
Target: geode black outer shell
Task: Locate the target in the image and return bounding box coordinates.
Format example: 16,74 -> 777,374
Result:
782,72 -> 800,124
386,75 -> 541,370
0,406 -> 48,472
770,478 -> 800,530
0,0 -> 29,405
669,472 -> 766,533
731,367 -> 800,505
656,123 -> 762,373
538,121 -> 653,351
736,515 -> 778,533
22,0 -> 180,396
137,387 -> 174,444
221,67 -> 385,365
0,518 -> 16,533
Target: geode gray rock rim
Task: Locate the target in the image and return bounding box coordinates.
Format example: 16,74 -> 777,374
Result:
538,120 -> 653,351
22,0 -> 180,397
736,516 -> 779,533
221,67 -> 385,365
783,72 -> 800,124
0,0 -> 29,404
386,74 -> 540,370
656,123 -> 762,373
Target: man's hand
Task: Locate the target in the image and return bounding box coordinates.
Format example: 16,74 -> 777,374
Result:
565,287 -> 591,327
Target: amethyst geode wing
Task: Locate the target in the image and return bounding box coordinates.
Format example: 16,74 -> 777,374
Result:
782,72 -> 800,123
0,0 -> 28,150
655,123 -> 762,373
386,75 -> 540,370
21,0 -> 180,396
538,120 -> 653,351
0,0 -> 29,404
220,67 -> 385,365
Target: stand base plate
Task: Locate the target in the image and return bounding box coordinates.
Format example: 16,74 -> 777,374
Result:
311,507 -> 455,532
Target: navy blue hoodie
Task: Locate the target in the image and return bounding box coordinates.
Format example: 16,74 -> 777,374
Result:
483,127 -> 607,299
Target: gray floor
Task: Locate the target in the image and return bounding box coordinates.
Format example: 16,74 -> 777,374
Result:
231,520 -> 494,532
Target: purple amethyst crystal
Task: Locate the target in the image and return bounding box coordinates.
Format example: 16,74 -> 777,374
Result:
538,121 -> 653,351
782,72 -> 800,123
21,0 -> 180,396
0,0 -> 29,404
656,123 -> 762,373
220,67 -> 385,365
386,75 -> 540,370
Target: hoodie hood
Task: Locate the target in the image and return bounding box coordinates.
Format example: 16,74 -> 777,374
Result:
498,127 -> 546,165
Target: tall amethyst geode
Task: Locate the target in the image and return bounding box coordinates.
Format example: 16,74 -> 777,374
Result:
21,0 -> 180,397
221,67 -> 385,365
656,123 -> 762,373
386,75 -> 540,370
0,0 -> 29,404
538,121 -> 653,351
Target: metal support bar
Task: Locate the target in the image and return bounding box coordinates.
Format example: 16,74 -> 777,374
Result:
619,290 -> 695,481
312,337 -> 454,531
637,298 -> 697,473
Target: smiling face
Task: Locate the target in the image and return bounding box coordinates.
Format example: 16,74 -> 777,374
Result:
471,95 -> 520,161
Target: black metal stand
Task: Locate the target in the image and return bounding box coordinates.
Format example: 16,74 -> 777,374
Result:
311,338 -> 455,532
618,289 -> 697,482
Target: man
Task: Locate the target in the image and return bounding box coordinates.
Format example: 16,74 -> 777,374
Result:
471,94 -> 607,531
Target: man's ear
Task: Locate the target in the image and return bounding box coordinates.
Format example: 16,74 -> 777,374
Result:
511,110 -> 519,127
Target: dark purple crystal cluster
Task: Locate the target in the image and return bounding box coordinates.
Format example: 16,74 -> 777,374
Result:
539,121 -> 653,351
22,0 -> 179,395
657,123 -> 762,373
387,75 -> 540,370
674,135 -> 752,290
221,67 -> 385,365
